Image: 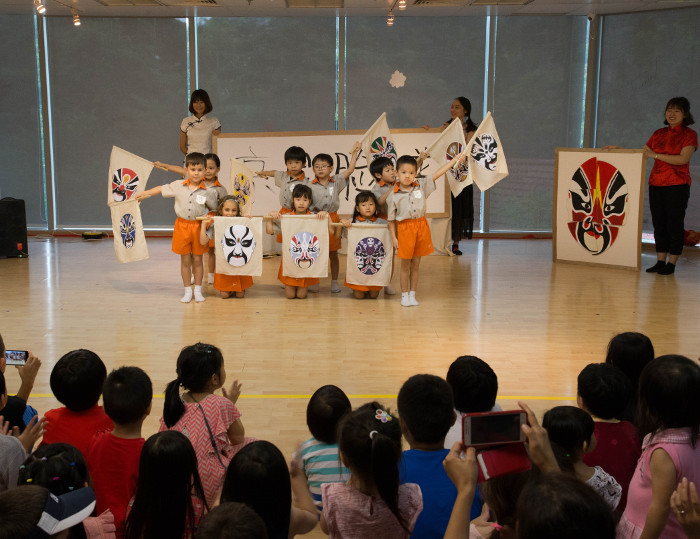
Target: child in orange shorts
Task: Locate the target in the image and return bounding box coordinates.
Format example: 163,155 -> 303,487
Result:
199,195 -> 254,299
137,152 -> 217,303
387,151 -> 467,307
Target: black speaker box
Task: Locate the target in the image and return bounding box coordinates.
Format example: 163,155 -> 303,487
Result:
0,198 -> 29,259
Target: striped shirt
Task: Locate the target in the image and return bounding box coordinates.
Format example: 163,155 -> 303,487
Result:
297,437 -> 350,508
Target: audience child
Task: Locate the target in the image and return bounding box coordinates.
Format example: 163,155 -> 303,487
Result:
577,362 -> 641,512
387,151 -> 467,306
444,355 -> 501,449
321,402 -> 422,538
195,502 -> 268,539
160,343 -> 247,506
543,405 -> 622,510
87,366 -> 152,536
40,349 -> 113,456
0,333 -> 41,432
605,331 -> 655,424
136,152 -> 218,303
307,143 -> 361,293
397,374 -> 480,538
267,184 -> 330,299
294,385 -> 351,508
199,195 -> 254,298
124,431 -> 208,539
221,440 -> 317,539
618,355 -> 700,539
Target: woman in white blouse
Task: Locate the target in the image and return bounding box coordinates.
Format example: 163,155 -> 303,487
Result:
180,89 -> 221,155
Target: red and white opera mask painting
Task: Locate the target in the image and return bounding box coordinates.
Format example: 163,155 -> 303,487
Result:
567,157 -> 628,255
112,168 -> 139,202
289,232 -> 320,269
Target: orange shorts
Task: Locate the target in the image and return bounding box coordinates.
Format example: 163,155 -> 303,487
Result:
344,278 -> 382,292
329,212 -> 341,252
276,207 -> 293,243
214,273 -> 254,292
172,217 -> 209,256
396,217 -> 433,259
277,261 -> 319,289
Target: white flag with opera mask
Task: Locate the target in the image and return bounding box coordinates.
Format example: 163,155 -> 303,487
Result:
346,224 -> 393,287
281,215 -> 329,279
466,112 -> 508,191
426,118 -> 471,198
360,112 -> 398,167
110,200 -> 149,263
107,146 -> 153,205
214,216 -> 264,276
229,158 -> 256,215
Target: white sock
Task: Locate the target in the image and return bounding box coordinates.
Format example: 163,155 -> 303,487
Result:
401,292 -> 410,307
331,280 -> 341,293
181,287 -> 193,303
408,290 -> 419,306
208,272 -> 215,284
194,285 -> 206,302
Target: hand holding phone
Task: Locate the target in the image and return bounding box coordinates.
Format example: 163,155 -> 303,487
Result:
5,350 -> 29,366
462,410 -> 527,448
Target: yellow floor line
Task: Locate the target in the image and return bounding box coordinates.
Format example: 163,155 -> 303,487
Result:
27,393 -> 575,401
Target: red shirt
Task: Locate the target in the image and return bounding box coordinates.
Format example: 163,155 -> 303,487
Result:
582,420 -> 641,513
646,125 -> 698,186
40,405 -> 114,456
87,431 -> 145,537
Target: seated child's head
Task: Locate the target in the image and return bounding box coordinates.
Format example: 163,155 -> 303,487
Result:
19,443 -> 90,494
291,184 -> 312,214
353,191 -> 378,222
217,195 -> 241,217
195,502 -> 268,539
189,89 -> 213,115
638,354 -> 700,442
50,349 -> 107,412
516,473 -> 615,539
103,366 -> 152,426
605,332 -> 654,387
284,146 -> 307,175
221,441 -> 291,539
577,363 -> 630,421
480,467 -> 539,538
204,153 -> 221,180
397,374 -> 455,446
185,152 -> 207,169
369,156 -> 396,183
312,154 -> 334,178
446,355 -> 498,414
306,385 -> 351,444
542,406 -> 595,473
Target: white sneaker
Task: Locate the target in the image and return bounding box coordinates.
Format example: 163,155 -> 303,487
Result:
401,293 -> 411,307
194,286 -> 206,302
408,292 -> 419,306
384,285 -> 396,295
331,280 -> 341,293
181,288 -> 193,303
309,283 -> 320,293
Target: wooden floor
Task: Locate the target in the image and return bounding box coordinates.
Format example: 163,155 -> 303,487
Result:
2,236 -> 698,533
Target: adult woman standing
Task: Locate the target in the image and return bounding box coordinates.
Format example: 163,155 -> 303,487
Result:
424,97 -> 478,255
180,89 -> 221,156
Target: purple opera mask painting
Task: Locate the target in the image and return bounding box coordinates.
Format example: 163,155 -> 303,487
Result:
119,214 -> 136,249
290,232 -> 320,269
355,237 -> 386,275
567,157 -> 628,255
221,224 -> 256,267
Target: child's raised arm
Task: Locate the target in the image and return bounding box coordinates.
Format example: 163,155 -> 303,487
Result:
199,217 -> 213,247
428,148 -> 469,181
154,161 -> 187,176
341,142 -> 362,180
376,189 -> 392,207
256,170 -> 277,178
135,185 -> 163,201
266,211 -> 281,235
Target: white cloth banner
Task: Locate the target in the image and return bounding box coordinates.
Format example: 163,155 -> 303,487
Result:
282,215 -> 329,279
214,217 -> 264,276
466,112 -> 508,191
110,200 -> 148,263
108,146 -> 153,205
346,224 -> 393,287
229,158 -> 256,215
360,112 -> 398,166
426,118 -> 471,198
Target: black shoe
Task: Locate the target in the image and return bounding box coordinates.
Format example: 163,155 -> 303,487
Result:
452,244 -> 463,256
657,263 -> 676,275
646,261 -> 666,273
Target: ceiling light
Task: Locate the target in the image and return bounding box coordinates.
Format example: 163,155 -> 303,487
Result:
398,0 -> 406,9
34,0 -> 46,14
72,9 -> 81,26
387,11 -> 394,25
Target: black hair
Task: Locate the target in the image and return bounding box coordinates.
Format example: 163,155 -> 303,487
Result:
50,349 -> 107,412
306,385 -> 351,444
480,467 -> 539,539
605,332 -> 654,386
446,356 -> 498,413
185,152 -> 207,168
103,366 -> 152,425
352,191 -> 379,223
397,374 -> 454,444
163,343 -> 224,428
542,406 -> 595,473
292,184 -> 313,206
124,431 -> 209,539
195,503 -> 268,539
338,402 -> 409,533
516,473 -> 615,539
220,441 -> 291,539
284,146 -> 308,165
369,156 -> 394,180
0,485 -> 52,539
216,195 -> 241,216
0,333 -> 5,357
18,443 -> 90,494
395,155 -> 417,171
664,97 -> 695,126
577,363 -> 630,420
189,89 -> 213,115
204,153 -> 221,168
638,355 -> 700,446
312,153 -> 334,168
450,97 -> 478,133
0,370 -> 5,398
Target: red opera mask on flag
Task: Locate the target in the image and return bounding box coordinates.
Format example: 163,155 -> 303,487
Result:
112,168 -> 139,202
567,157 -> 628,255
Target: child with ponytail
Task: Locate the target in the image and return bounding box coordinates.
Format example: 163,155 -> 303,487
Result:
320,402 -> 423,538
